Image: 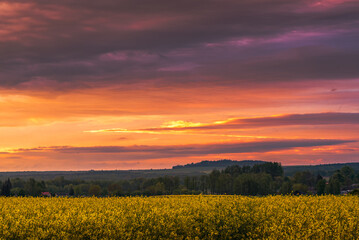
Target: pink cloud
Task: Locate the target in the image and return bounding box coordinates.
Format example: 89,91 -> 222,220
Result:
158,63 -> 199,72
99,51 -> 158,62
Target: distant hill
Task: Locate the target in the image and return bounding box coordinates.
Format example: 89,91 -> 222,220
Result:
0,160 -> 267,181
1,160 -> 359,181
171,160 -> 359,177
172,159 -> 266,169
283,162 -> 359,176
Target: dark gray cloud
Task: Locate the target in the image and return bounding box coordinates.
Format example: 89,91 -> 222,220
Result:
1,0 -> 359,88
13,139 -> 355,159
199,46 -> 359,82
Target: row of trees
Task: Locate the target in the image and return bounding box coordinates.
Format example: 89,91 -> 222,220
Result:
184,162 -> 283,195
285,165 -> 358,195
1,163 -> 358,196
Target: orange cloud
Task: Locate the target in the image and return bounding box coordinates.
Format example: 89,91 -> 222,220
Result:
0,138 -> 356,171
87,112 -> 359,134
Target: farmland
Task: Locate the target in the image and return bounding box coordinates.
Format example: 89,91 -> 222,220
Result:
0,195 -> 358,239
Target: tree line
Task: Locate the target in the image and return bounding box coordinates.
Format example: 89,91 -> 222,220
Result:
1,162 -> 359,197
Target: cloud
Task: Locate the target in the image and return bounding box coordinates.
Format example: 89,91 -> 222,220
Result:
88,112 -> 359,133
0,0 -> 359,89
200,46 -> 359,82
11,139 -> 355,160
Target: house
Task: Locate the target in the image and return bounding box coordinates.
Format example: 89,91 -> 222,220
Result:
41,192 -> 51,197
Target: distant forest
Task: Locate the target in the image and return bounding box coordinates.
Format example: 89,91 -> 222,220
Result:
172,159 -> 265,169
1,161 -> 359,197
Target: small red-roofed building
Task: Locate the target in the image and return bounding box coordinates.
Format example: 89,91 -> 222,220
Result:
41,192 -> 51,197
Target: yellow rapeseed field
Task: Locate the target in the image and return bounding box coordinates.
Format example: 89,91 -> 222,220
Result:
0,195 -> 358,239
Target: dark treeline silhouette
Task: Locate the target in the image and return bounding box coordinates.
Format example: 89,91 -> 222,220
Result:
172,159 -> 265,169
1,162 -> 359,197
1,178 -> 12,196
184,162 -> 283,195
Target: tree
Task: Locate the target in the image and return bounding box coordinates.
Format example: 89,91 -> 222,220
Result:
316,179 -> 326,195
107,183 -> 121,196
224,165 -> 242,177
340,166 -> 355,188
209,170 -> 220,194
88,184 -> 101,196
25,178 -> 45,196
316,174 -> 323,183
292,183 -> 308,194
293,171 -> 315,187
325,178 -> 341,195
69,186 -> 75,196
199,175 -> 209,193
233,173 -> 272,195
217,173 -> 233,194
252,162 -> 283,178
184,176 -> 192,190
1,178 -> 12,196
280,181 -> 293,195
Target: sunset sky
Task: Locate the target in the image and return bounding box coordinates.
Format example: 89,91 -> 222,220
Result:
0,0 -> 358,170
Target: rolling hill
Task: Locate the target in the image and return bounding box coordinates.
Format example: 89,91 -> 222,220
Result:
0,160 -> 359,181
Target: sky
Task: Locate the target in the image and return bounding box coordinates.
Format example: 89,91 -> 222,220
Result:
0,0 -> 358,171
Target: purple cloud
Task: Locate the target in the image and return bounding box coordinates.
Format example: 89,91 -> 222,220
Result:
0,0 -> 358,89
13,139 -> 355,159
